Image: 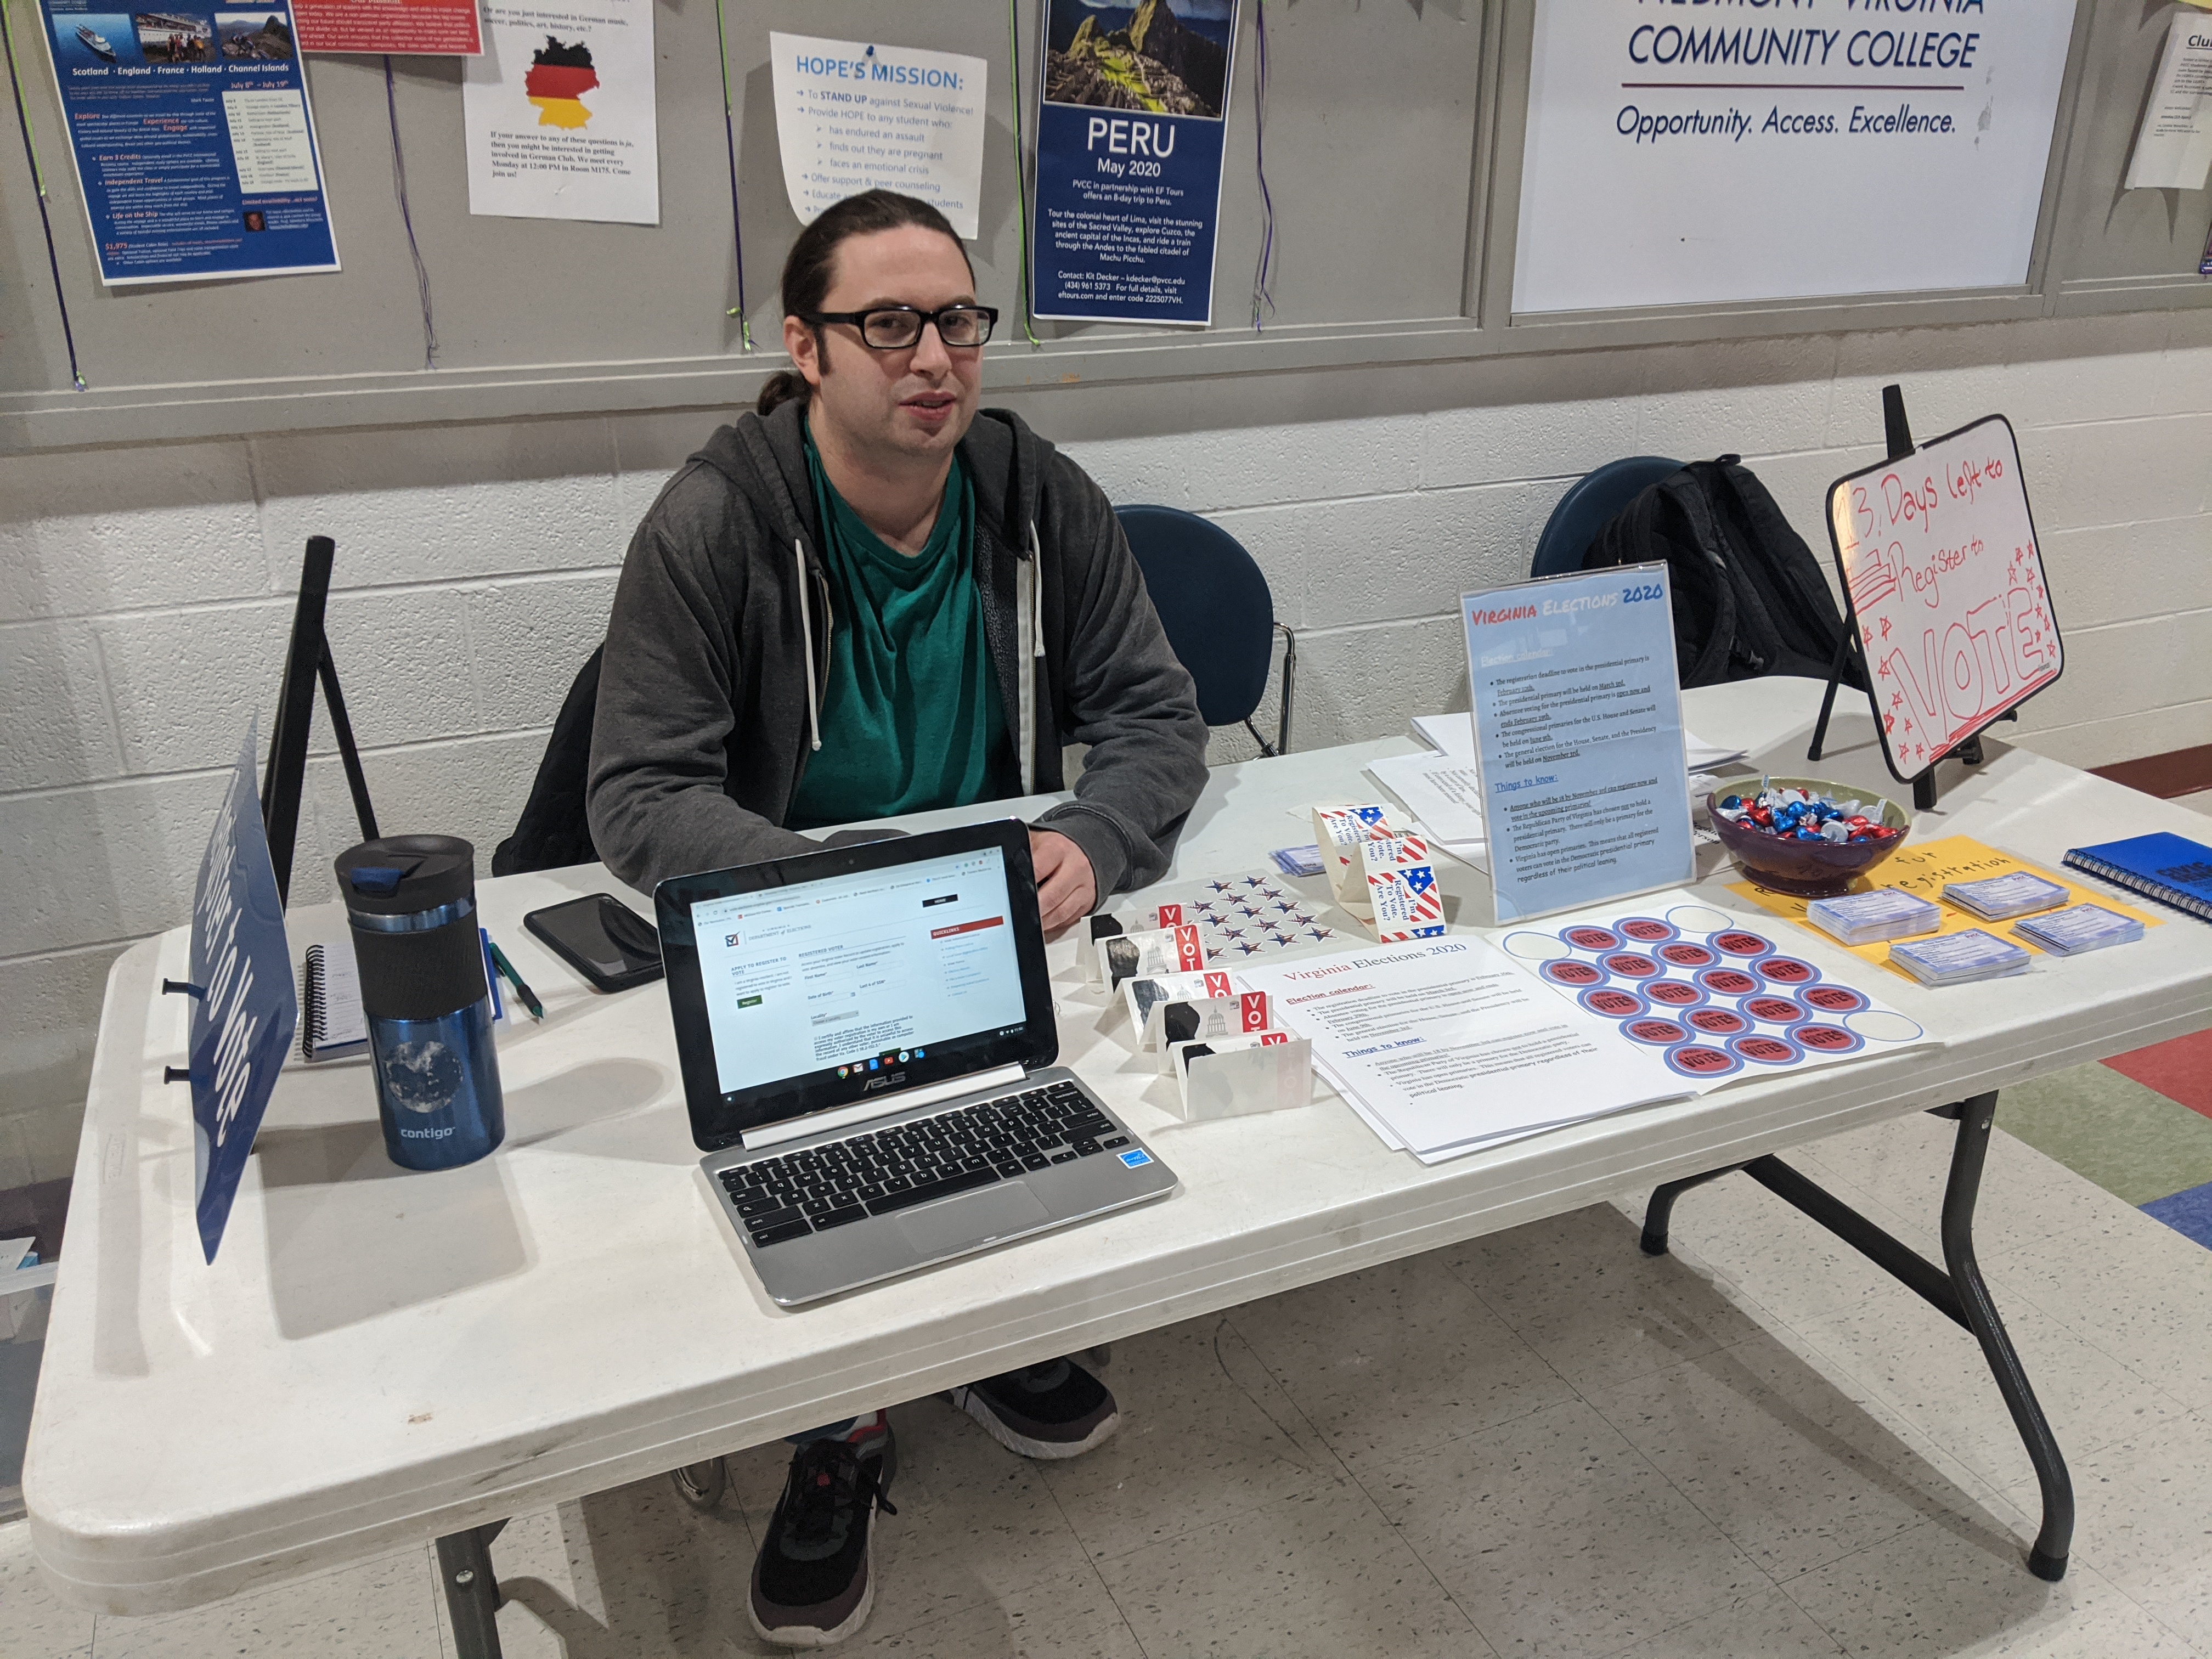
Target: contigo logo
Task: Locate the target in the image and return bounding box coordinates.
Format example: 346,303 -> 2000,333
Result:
399,1125 -> 455,1139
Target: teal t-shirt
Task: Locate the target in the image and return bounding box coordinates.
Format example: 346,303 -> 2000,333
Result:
786,436 -> 1013,830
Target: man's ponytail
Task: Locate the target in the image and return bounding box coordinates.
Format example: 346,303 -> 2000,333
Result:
757,370 -> 809,415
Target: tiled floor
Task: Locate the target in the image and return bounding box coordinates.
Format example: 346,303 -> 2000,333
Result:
8,1109 -> 2211,1658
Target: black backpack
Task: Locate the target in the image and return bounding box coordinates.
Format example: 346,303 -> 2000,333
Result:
1587,456 -> 1865,690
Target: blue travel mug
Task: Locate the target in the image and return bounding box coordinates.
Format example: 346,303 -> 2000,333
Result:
335,836 -> 505,1171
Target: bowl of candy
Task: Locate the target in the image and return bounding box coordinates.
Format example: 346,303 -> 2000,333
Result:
1707,777 -> 1910,899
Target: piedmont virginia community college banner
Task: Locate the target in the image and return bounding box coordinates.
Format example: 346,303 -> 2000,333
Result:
38,0 -> 340,285
1514,0 -> 2075,313
1031,0 -> 1238,327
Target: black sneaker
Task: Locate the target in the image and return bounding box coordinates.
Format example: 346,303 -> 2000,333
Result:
950,1358 -> 1119,1459
748,1414 -> 897,1648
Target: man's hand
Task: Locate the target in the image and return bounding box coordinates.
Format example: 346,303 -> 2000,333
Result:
1029,828 -> 1097,936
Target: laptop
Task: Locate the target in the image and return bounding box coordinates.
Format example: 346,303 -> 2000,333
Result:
656,819 -> 1180,1306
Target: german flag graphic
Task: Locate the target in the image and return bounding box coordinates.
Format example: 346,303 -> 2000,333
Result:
524,35 -> 597,129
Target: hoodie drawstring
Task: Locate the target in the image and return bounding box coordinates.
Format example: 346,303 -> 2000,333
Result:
1015,522 -> 1046,795
795,537 -> 822,753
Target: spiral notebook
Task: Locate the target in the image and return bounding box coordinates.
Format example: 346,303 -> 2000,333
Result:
2062,832 -> 2212,924
301,941 -> 369,1060
301,931 -> 505,1060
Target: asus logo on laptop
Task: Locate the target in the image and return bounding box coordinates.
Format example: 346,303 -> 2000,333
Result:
864,1073 -> 906,1092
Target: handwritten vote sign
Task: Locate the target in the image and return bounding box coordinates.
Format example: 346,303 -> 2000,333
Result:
1825,415 -> 2062,782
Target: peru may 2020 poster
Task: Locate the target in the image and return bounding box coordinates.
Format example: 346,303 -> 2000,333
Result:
462,0 -> 658,224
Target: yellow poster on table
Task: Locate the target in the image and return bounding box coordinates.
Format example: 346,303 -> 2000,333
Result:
1728,836 -> 2162,968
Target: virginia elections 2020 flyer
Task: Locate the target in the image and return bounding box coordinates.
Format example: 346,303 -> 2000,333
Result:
39,0 -> 340,285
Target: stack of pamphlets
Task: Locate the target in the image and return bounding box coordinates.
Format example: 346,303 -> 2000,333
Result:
1889,929 -> 2032,985
1806,889 -> 1943,946
2012,904 -> 2145,956
1943,871 -> 2069,921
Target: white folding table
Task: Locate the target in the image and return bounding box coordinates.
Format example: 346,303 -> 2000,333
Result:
25,681 -> 2212,1657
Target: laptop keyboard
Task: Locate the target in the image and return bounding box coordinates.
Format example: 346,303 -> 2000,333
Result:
718,1079 -> 1130,1249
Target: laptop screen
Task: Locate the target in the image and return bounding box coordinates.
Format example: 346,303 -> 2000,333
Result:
691,846 -> 1027,1094
656,820 -> 1059,1150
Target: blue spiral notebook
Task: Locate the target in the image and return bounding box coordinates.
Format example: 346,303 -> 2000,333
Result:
2062,833 -> 2212,924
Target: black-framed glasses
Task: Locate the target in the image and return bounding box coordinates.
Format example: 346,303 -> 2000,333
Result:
799,305 -> 998,349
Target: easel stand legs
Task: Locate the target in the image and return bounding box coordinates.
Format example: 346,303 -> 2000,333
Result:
1639,1091 -> 2072,1581
436,1519 -> 509,1659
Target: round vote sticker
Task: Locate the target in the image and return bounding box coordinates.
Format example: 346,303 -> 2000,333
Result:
1542,959 -> 1605,988
1644,979 -> 1705,1008
1666,1043 -> 1743,1079
1730,1033 -> 1802,1066
1616,917 -> 1678,944
1624,1018 -> 1690,1046
1803,983 -> 1870,1015
1696,966 -> 1761,997
1744,995 -> 1809,1025
1564,926 -> 1622,952
1604,952 -> 1661,979
1658,942 -> 1717,969
1795,1023 -> 1864,1055
1712,929 -> 1774,958
1686,1006 -> 1750,1037
1754,956 -> 1819,985
1579,986 -> 1648,1020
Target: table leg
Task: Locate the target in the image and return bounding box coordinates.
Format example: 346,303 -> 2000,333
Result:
1635,1092 -> 2072,1581
436,1519 -> 509,1659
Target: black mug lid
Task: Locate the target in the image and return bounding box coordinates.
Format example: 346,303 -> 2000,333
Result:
335,835 -> 476,915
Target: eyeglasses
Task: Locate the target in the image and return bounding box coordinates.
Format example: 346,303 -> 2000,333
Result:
800,305 -> 998,349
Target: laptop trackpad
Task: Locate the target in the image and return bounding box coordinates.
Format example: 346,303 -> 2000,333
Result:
898,1183 -> 1052,1257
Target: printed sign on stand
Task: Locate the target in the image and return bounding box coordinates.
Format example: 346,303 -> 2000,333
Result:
1031,0 -> 1238,326
1825,414 -> 2062,784
184,728 -> 297,1263
1463,565 -> 1696,924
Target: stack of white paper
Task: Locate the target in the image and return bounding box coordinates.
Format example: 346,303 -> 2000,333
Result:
1410,712 -> 1745,776
1235,938 -> 1689,1164
1363,752 -> 1487,866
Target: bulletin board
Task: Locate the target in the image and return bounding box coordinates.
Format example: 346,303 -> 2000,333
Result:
0,0 -> 2197,455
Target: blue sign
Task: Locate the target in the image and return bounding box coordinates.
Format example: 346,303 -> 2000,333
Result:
1030,0 -> 1237,326
185,727 -> 296,1262
1463,566 -> 1698,924
38,0 -> 340,287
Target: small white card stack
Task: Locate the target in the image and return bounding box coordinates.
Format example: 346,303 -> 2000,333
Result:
1944,871 -> 2070,922
1806,889 -> 1942,946
1889,929 -> 2032,985
2013,904 -> 2144,957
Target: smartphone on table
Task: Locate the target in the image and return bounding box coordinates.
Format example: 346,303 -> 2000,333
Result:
523,894 -> 664,992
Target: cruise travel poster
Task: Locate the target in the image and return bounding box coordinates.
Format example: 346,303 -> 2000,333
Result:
38,0 -> 341,285
1030,0 -> 1239,326
462,0 -> 658,223
292,0 -> 480,55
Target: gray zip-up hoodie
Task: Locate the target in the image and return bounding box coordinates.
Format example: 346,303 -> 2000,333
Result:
586,398 -> 1210,900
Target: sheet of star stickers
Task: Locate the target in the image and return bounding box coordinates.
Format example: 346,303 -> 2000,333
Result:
1124,873 -> 1342,961
1498,892 -> 1933,1088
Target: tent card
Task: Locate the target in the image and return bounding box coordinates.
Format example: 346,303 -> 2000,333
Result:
1124,968 -> 1234,1043
1361,833 -> 1445,941
1826,414 -> 2061,782
1097,924 -> 1205,992
1502,894 -> 1928,1087
1167,1030 -> 1311,1122
1136,984 -> 1271,1059
1312,805 -> 1392,906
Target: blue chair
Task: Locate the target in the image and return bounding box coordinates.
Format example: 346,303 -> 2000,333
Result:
1115,505 -> 1297,756
1530,455 -> 1684,577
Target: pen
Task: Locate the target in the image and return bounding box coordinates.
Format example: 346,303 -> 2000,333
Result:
486,939 -> 545,1021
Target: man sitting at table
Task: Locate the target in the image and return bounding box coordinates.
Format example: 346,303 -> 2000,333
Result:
588,189 -> 1209,1646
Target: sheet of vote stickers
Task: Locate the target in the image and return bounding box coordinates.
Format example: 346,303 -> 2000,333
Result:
1120,873 -> 1340,961
1500,896 -> 1930,1089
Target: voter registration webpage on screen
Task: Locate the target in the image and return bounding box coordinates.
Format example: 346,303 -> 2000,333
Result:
691,848 -> 1029,1094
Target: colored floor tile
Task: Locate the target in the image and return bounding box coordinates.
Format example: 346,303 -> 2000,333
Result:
1996,1060 -> 2212,1207
2103,1027 -> 2212,1119
2142,1180 -> 2212,1249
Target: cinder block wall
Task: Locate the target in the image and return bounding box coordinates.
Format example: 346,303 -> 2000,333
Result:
3,312 -> 2208,1174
